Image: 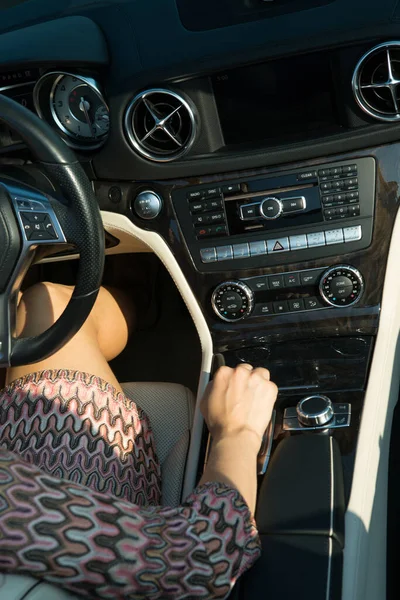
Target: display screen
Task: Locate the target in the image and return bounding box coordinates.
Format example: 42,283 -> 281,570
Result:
212,53 -> 338,146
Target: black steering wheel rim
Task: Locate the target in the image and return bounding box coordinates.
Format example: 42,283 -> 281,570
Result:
0,93 -> 105,367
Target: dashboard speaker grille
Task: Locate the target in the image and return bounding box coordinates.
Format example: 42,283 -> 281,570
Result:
124,88 -> 197,162
352,42 -> 400,122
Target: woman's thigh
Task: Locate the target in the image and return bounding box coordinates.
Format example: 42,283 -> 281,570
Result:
7,282 -> 134,391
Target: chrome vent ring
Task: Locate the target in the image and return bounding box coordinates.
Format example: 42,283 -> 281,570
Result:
352,41 -> 400,122
124,88 -> 197,162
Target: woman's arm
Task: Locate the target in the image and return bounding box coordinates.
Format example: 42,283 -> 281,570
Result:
200,364 -> 278,514
0,450 -> 259,600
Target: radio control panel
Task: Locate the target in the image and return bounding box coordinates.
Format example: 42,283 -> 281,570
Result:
171,157 -> 376,272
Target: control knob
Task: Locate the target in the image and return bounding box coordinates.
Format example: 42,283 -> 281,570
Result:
319,265 -> 364,308
133,190 -> 163,220
212,281 -> 254,322
260,197 -> 283,220
297,395 -> 334,428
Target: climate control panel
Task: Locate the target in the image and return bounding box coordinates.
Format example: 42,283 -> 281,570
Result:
211,264 -> 364,322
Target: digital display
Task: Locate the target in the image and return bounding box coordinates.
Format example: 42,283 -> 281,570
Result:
212,53 -> 339,146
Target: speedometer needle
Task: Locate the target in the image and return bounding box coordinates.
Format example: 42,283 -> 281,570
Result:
80,96 -> 96,139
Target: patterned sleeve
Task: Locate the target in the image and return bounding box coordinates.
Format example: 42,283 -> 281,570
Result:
0,451 -> 261,600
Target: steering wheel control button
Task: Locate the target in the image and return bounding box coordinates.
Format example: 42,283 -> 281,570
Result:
319,265 -> 364,307
281,197 -> 306,214
133,190 -> 163,220
260,197 -> 283,220
267,237 -> 289,253
212,281 -> 254,322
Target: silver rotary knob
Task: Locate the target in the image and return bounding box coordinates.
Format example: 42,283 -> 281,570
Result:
260,197 -> 283,220
297,395 -> 334,427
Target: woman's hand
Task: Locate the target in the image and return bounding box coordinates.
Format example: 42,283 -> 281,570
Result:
201,364 -> 278,452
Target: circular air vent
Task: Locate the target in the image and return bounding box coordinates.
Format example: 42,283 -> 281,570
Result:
352,42 -> 400,122
124,88 -> 197,162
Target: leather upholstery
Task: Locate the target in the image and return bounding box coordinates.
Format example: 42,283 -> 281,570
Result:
122,381 -> 195,507
0,381 -> 195,599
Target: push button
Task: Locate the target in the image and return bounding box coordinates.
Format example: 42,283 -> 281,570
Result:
249,240 -> 267,256
269,275 -> 284,289
273,301 -> 289,314
21,211 -> 46,223
267,238 -> 289,254
191,201 -> 206,213
305,297 -> 324,310
282,197 -> 306,214
284,273 -> 300,287
300,270 -> 322,286
222,183 -> 241,195
205,187 -> 221,198
200,248 -> 217,263
216,245 -> 233,261
248,276 -> 269,292
240,204 -> 259,220
205,198 -> 223,211
187,190 -> 204,201
233,243 -> 250,259
254,303 -> 273,316
288,298 -> 305,312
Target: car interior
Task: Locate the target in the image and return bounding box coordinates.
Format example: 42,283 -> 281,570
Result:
0,0 -> 400,598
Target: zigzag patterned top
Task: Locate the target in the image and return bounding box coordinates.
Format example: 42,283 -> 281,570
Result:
0,369 -> 261,599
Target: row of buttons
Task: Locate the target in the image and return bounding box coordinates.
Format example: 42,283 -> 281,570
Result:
318,164 -> 357,180
245,268 -> 324,292
254,296 -> 324,316
190,197 -> 223,214
321,178 -> 358,193
193,212 -> 225,226
20,211 -> 58,241
323,191 -> 359,207
16,198 -> 46,211
200,225 -> 362,263
325,205 -> 360,220
187,183 -> 241,202
240,197 -> 305,220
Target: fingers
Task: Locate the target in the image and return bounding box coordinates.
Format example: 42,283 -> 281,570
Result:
237,363 -> 253,372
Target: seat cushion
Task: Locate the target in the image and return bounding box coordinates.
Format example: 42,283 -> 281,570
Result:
122,381 -> 195,507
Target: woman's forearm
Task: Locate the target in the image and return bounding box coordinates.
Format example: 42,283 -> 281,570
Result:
199,432 -> 260,514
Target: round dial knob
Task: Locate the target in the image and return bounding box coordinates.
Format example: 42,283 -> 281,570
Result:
260,197 -> 283,220
319,265 -> 364,308
133,190 -> 163,220
212,281 -> 254,322
297,395 -> 334,427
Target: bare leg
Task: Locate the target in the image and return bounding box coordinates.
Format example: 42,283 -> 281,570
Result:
7,282 -> 135,392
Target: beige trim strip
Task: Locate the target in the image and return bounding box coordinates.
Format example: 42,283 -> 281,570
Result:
343,209 -> 400,599
99,212 -> 213,499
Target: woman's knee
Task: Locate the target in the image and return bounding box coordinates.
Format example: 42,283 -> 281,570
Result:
16,282 -> 76,337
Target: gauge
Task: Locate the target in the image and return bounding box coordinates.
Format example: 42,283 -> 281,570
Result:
50,75 -> 109,143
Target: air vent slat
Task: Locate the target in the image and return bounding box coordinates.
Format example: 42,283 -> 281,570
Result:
352,42 -> 400,122
124,88 -> 197,162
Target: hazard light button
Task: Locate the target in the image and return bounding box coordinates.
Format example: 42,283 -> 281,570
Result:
267,237 -> 289,253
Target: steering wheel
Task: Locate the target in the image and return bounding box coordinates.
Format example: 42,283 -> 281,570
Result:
0,94 -> 104,367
